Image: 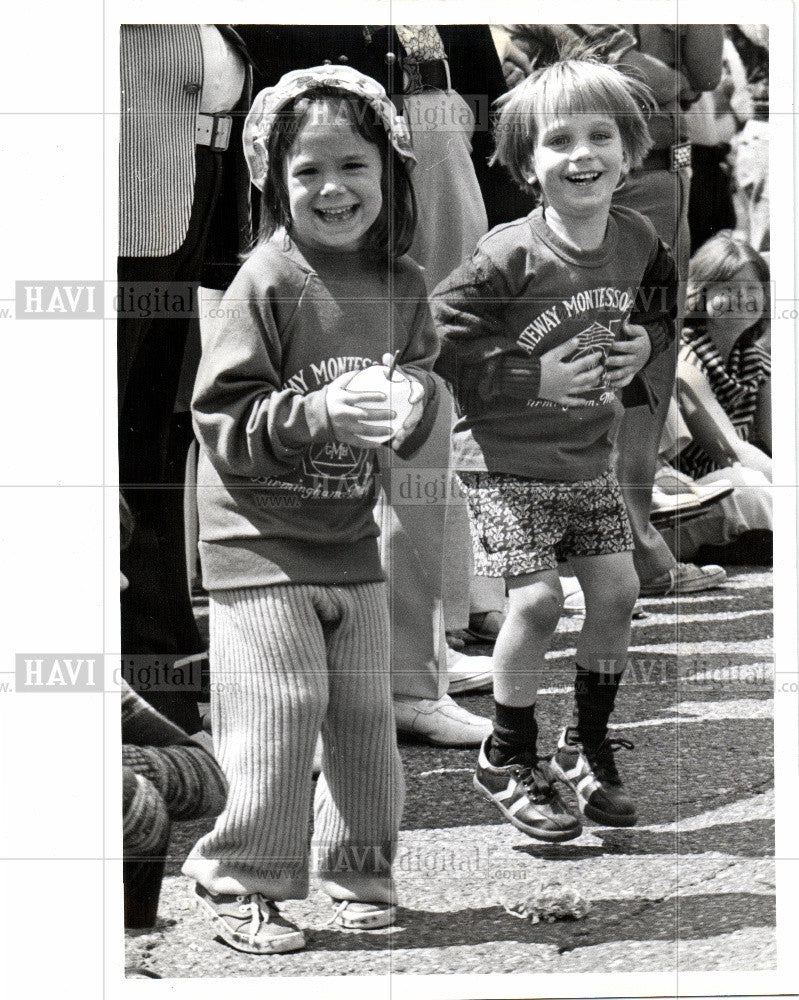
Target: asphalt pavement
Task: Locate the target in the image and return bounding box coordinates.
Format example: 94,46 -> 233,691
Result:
125,566 -> 775,980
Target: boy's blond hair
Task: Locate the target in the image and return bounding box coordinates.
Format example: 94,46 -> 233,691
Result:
491,57 -> 655,194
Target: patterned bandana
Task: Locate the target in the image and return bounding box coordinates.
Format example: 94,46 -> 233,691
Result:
243,64 -> 416,191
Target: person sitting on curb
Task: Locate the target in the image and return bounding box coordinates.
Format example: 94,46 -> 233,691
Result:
123,678 -> 227,928
662,231 -> 772,565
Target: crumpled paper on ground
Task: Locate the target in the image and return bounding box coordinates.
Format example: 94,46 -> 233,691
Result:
501,882 -> 592,924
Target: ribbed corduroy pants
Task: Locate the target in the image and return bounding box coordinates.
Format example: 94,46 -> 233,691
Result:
182,582 -> 404,904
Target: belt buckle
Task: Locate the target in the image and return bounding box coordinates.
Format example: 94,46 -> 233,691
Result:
402,57 -> 450,95
209,114 -> 232,152
670,141 -> 692,172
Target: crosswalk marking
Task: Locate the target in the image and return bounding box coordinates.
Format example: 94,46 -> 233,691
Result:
638,789 -> 774,833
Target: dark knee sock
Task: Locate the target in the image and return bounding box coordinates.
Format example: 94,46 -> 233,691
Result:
489,701 -> 538,767
573,663 -> 622,749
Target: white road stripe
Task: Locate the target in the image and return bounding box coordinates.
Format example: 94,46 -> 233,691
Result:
630,639 -> 773,658
558,608 -> 772,634
417,767 -> 475,778
637,789 -> 774,833
615,698 -> 772,729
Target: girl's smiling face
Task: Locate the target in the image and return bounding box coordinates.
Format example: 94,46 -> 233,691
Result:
284,99 -> 383,252
530,114 -> 628,224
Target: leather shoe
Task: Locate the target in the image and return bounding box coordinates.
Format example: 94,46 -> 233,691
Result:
394,694 -> 492,747
447,648 -> 493,694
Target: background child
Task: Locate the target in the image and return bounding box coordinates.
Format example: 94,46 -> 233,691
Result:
182,65 -> 439,953
667,231 -> 771,563
433,58 -> 676,840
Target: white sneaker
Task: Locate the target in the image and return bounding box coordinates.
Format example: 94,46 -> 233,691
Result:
446,648 -> 493,694
394,693 -> 492,747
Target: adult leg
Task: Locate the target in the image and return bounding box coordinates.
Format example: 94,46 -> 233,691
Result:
314,582 -> 404,906
613,167 -> 687,585
119,148 -> 224,731
379,385 -> 492,745
613,168 -> 725,593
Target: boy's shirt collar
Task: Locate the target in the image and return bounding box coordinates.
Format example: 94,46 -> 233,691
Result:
529,206 -> 619,268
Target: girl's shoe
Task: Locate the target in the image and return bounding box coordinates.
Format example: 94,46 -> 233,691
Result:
194,884 -> 306,953
330,899 -> 397,930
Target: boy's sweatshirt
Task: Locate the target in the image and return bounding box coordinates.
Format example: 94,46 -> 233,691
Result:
432,205 -> 676,482
192,233 -> 440,590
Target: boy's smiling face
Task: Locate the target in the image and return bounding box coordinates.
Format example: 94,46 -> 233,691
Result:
530,114 -> 628,228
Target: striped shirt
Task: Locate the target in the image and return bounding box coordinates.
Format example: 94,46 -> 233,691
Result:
119,25 -> 245,258
120,25 -> 202,257
676,324 -> 770,479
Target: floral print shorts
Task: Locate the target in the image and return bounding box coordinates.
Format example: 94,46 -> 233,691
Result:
457,468 -> 633,578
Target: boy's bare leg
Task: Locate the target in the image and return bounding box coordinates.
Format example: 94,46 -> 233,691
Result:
569,551 -> 639,677
492,569 -> 563,707
549,551 -> 639,826
474,566 -> 581,842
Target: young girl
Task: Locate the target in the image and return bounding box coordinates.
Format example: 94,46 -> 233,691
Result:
433,58 -> 676,840
668,231 -> 772,562
182,65 -> 439,953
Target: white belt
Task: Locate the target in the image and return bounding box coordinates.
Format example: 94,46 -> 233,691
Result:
196,112 -> 233,152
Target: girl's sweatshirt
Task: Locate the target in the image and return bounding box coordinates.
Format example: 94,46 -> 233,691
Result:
192,233 -> 440,589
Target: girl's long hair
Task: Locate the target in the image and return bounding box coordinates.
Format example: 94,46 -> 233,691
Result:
255,86 -> 416,260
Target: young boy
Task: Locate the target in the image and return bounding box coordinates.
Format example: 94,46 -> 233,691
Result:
432,58 -> 677,840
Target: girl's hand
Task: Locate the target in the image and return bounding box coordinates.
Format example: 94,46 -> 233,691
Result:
389,376 -> 425,451
538,336 -> 603,407
606,323 -> 652,387
324,370 -> 395,449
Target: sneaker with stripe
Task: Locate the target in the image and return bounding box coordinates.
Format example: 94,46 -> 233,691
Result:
473,737 -> 582,842
550,727 -> 637,827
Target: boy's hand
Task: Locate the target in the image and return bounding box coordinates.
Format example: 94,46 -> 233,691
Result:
605,323 -> 652,388
538,336 -> 603,408
325,370 -> 395,449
